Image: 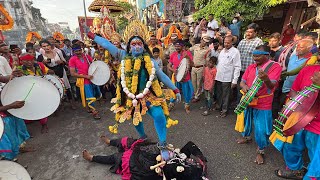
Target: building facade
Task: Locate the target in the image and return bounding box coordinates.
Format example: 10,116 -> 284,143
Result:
0,0 -> 49,47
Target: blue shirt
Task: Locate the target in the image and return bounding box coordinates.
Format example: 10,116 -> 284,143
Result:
229,21 -> 242,37
282,55 -> 308,93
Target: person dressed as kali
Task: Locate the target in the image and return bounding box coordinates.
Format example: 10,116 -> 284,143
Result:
87,20 -> 182,157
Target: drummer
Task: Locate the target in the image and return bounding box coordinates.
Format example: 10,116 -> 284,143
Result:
167,40 -> 194,113
0,73 -> 34,160
69,44 -> 102,120
17,53 -> 53,133
275,66 -> 320,180
236,45 -> 281,165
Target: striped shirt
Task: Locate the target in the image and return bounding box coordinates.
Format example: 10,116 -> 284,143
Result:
237,37 -> 263,71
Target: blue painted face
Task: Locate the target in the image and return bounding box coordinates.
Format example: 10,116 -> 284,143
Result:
130,37 -> 144,57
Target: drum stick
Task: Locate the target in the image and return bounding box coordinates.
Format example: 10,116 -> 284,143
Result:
150,161 -> 166,170
23,82 -> 35,101
92,67 -> 99,76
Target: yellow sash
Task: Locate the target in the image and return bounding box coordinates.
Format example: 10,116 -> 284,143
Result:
235,90 -> 274,133
76,78 -> 86,108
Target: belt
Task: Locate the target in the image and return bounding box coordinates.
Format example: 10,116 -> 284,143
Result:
194,65 -> 204,68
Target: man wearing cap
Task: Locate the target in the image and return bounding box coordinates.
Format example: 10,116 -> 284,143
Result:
215,36 -> 241,117
168,40 -> 194,113
17,53 -> 54,133
189,35 -> 211,102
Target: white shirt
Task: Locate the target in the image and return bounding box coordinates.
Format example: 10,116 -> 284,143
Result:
215,47 -> 241,84
0,56 -> 12,76
207,19 -> 219,38
0,56 -> 12,90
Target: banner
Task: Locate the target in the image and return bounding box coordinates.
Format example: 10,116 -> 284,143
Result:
78,16 -> 94,40
137,0 -> 160,9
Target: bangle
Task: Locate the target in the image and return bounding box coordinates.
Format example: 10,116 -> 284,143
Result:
173,89 -> 180,94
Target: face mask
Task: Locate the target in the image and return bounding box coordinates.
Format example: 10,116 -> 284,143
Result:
131,45 -> 144,57
232,19 -> 238,24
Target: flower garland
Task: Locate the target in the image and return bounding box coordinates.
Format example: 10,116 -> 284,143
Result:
0,4 -> 14,31
109,54 -> 178,134
26,32 -> 42,43
120,57 -> 155,107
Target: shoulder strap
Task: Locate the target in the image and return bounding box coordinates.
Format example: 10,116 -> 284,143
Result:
263,62 -> 274,73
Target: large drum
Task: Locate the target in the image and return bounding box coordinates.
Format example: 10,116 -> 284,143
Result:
1,76 -> 61,120
88,61 -> 111,86
44,74 -> 65,99
0,160 -> 31,180
0,116 -> 3,139
176,58 -> 189,82
273,84 -> 320,137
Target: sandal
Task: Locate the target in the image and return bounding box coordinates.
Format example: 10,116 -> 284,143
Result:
185,104 -> 191,114
236,137 -> 252,144
202,110 -> 210,116
254,149 -> 264,165
275,169 -> 304,180
220,112 -> 227,118
92,110 -> 101,120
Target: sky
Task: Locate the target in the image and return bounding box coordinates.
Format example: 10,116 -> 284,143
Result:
32,0 -> 97,31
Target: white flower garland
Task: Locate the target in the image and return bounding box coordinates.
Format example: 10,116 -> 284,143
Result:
120,60 -> 156,107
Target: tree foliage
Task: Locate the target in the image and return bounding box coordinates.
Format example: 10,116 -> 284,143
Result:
112,1 -> 133,33
193,0 -> 287,21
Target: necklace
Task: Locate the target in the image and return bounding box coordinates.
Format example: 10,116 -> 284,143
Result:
120,59 -> 156,107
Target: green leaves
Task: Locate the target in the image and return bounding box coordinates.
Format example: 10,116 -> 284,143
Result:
193,0 -> 287,22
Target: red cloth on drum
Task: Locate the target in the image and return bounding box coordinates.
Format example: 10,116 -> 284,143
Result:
25,118 -> 48,125
169,50 -> 193,82
69,55 -> 93,84
291,65 -> 320,135
242,60 -> 281,110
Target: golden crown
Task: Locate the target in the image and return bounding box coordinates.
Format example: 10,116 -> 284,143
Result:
123,20 -> 150,43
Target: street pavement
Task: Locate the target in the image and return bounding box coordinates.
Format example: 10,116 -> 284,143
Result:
18,100 -> 288,180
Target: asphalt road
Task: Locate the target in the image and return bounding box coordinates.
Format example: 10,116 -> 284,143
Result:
17,99 -> 287,180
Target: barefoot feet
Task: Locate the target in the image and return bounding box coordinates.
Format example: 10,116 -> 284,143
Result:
100,135 -> 111,145
82,149 -> 93,162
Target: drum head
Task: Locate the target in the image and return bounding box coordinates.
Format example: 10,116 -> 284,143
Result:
1,76 -> 61,120
0,160 -> 31,180
88,61 -> 110,86
0,116 -> 3,139
176,58 -> 188,82
283,91 -> 319,136
44,75 -> 65,99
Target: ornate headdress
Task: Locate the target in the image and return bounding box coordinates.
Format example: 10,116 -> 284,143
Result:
123,20 -> 150,43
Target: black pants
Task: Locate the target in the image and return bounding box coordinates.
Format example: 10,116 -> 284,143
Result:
236,71 -> 245,104
92,140 -> 206,164
92,138 -> 134,165
215,81 -> 231,113
272,80 -> 284,119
